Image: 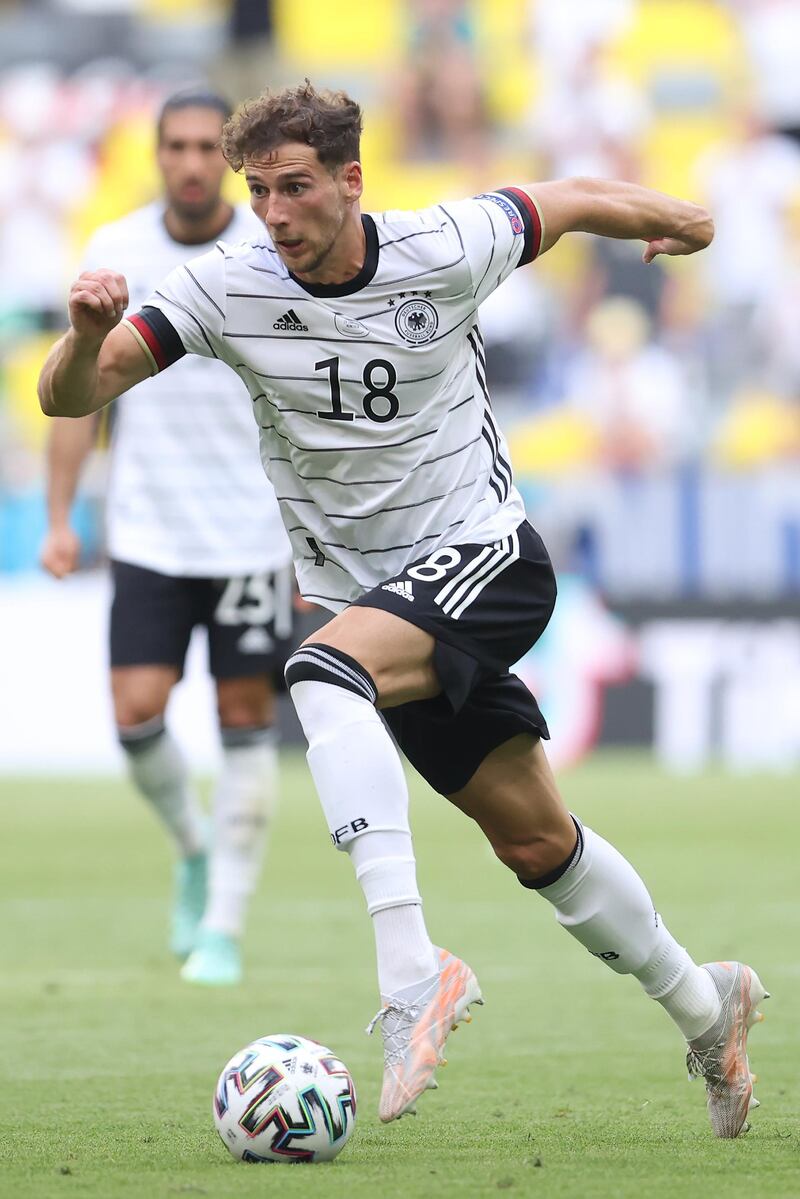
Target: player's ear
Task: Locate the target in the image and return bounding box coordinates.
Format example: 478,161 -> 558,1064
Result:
341,160 -> 363,203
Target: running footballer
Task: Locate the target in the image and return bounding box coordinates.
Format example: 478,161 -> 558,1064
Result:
39,82 -> 767,1139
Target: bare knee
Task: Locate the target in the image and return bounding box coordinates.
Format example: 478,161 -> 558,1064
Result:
112,667 -> 176,729
446,736 -> 578,880
216,675 -> 275,729
489,825 -> 577,880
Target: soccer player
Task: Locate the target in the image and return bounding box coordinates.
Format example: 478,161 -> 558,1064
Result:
38,82 -> 767,1136
39,88 -> 294,987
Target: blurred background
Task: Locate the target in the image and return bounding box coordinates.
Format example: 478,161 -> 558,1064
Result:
1,0 -> 798,775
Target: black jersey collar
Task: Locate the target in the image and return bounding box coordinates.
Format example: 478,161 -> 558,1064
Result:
289,214 -> 378,297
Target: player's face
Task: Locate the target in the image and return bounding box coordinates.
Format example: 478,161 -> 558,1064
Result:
244,142 -> 363,280
157,107 -> 228,221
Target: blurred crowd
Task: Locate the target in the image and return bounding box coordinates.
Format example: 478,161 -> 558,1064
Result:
1,0 -> 800,577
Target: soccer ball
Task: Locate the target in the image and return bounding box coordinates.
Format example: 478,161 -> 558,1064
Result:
213,1033 -> 357,1164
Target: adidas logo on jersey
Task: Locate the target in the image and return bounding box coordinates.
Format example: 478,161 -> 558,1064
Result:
381,580 -> 414,601
273,308 -> 309,332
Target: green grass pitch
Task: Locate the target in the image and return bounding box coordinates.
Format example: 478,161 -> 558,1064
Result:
1,752 -> 798,1198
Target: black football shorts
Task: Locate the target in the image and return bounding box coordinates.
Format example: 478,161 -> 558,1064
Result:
352,520 -> 557,794
109,559 -> 294,680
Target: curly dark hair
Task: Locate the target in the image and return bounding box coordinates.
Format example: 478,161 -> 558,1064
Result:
221,80 -> 362,173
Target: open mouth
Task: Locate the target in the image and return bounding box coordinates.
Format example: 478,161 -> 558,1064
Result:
277,239 -> 305,257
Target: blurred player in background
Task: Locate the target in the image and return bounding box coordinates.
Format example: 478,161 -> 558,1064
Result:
39,88 -> 294,987
39,83 -> 767,1138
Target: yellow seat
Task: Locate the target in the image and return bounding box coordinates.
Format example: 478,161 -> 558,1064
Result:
508,410 -> 600,475
714,390 -> 800,468
274,0 -> 403,68
474,0 -> 538,125
607,0 -> 744,87
3,333 -> 57,451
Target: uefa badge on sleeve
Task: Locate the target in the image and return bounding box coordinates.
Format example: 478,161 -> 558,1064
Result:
394,298 -> 438,344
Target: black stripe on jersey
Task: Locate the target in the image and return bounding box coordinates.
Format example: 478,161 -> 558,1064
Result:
400,388 -> 474,421
480,428 -> 504,503
427,308 -> 480,345
496,188 -> 541,266
378,224 -> 446,248
468,328 -> 511,501
355,305 -> 403,319
242,358 -> 465,388
366,251 -> 465,288
153,292 -> 219,358
288,520 -> 466,558
183,264 -> 224,318
135,305 -> 187,367
444,390 -> 475,415
275,473 -> 485,521
250,392 -> 318,416
475,325 -> 506,379
469,327 -> 489,376
467,327 -> 490,388
268,432 -> 482,487
225,291 -> 314,300
481,411 -> 512,500
261,379 -> 475,450
234,308 -> 478,351
225,330 -> 402,347
253,381 -> 472,426
260,421 -> 441,455
437,203 -> 464,253
247,263 -> 289,280
475,384 -> 512,502
483,402 -> 512,493
473,202 -> 497,299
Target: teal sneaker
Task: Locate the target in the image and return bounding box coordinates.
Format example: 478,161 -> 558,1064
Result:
169,852 -> 207,959
180,929 -> 242,986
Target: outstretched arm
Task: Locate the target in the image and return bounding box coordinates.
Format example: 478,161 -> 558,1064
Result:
40,413 -> 101,577
523,177 -> 713,261
38,269 -> 154,417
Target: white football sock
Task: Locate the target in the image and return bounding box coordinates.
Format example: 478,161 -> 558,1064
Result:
119,717 -> 206,857
348,832 -> 439,996
636,938 -> 721,1041
536,822 -> 721,1041
289,671 -> 439,995
201,725 -> 278,938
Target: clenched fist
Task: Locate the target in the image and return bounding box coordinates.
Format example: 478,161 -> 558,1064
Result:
40,525 -> 81,579
69,269 -> 130,344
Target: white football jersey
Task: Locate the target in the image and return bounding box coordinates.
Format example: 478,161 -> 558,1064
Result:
124,189 -> 543,609
83,202 -> 291,577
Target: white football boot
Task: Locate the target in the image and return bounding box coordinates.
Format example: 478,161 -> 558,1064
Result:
366,947 -> 483,1122
686,961 -> 769,1137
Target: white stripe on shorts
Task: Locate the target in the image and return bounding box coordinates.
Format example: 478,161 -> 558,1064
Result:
448,529 -> 520,620
433,543 -> 496,609
436,536 -> 512,618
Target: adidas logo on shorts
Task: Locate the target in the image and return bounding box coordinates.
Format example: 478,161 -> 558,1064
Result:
237,627 -> 274,653
273,308 -> 309,332
381,580 -> 414,602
